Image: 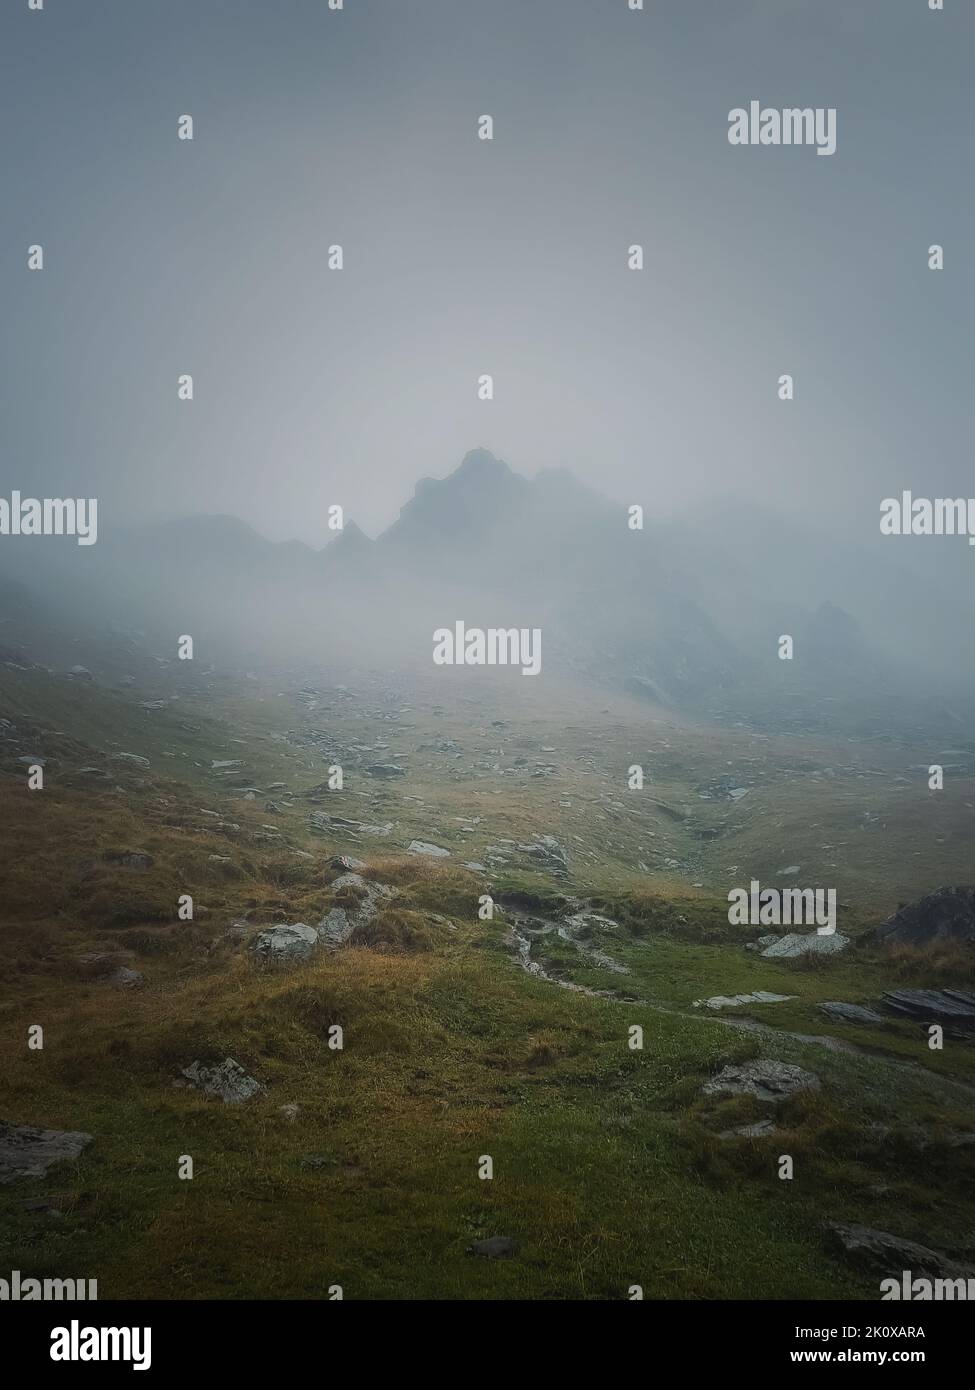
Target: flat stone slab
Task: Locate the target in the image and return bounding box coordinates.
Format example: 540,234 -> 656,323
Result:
408,840 -> 451,857
718,1119 -> 777,1140
0,1122 -> 93,1184
695,991 -> 796,1010
881,988 -> 975,1026
760,932 -> 849,958
819,1001 -> 885,1025
703,1060 -> 820,1103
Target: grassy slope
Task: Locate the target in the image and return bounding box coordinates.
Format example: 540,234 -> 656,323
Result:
1,665 -> 974,1299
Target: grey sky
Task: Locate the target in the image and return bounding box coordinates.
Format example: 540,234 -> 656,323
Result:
2,0 -> 972,547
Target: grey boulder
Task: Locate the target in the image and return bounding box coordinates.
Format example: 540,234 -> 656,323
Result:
703,1060 -> 820,1103
0,1122 -> 93,1184
760,932 -> 849,958
251,923 -> 319,965
182,1058 -> 263,1104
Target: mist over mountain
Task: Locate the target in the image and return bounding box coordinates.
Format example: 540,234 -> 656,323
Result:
1,448 -> 970,735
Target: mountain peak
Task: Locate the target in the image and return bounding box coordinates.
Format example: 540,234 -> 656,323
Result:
455,447 -> 509,479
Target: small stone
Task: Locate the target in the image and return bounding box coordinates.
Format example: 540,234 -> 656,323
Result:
467,1236 -> 517,1259
328,854 -> 365,872
106,967 -> 144,989
111,752 -> 150,769
181,1058 -> 262,1104
102,849 -> 153,870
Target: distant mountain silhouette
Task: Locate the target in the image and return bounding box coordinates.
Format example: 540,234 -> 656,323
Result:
1,448 -> 970,726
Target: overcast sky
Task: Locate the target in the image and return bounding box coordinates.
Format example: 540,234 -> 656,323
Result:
2,0 -> 972,547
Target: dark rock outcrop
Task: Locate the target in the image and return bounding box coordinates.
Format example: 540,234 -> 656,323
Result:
881,988 -> 975,1026
869,887 -> 975,948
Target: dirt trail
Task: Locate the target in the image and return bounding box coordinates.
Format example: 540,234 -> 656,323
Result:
507,909 -> 975,1101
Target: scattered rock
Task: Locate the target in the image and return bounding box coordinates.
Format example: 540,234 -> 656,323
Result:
365,763 -> 405,778
110,752 -> 150,769
68,665 -> 93,681
408,840 -> 450,858
518,835 -> 568,875
251,923 -> 319,965
0,1122 -> 93,1184
703,1060 -> 820,1103
181,1058 -> 263,1104
328,854 -> 365,872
